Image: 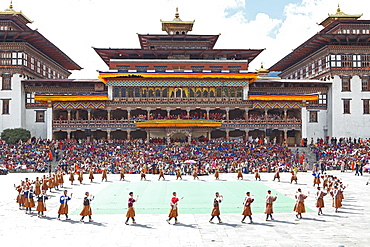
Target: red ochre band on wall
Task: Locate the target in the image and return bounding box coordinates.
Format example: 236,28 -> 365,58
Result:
34,95 -> 109,103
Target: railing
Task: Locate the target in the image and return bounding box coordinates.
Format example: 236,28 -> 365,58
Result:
53,119 -> 302,129
222,120 -> 301,128
109,97 -> 245,105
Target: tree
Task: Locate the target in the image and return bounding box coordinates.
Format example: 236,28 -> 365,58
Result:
1,128 -> 31,144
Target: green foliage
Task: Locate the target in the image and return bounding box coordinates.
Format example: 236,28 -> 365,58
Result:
1,128 -> 31,144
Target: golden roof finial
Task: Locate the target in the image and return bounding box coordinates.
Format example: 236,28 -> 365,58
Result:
337,4 -> 340,13
175,7 -> 179,19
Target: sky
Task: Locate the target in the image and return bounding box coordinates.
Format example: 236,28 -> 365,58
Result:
5,0 -> 369,79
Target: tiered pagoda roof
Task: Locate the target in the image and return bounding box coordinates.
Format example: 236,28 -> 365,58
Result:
269,7 -> 367,72
0,3 -> 81,70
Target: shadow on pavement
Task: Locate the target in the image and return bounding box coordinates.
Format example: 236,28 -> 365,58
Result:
173,223 -> 198,228
129,223 -> 154,229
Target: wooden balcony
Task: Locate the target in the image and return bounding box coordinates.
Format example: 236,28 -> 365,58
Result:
53,119 -> 302,130
222,120 -> 301,129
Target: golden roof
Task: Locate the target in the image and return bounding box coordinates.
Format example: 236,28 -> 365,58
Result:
161,8 -> 195,34
328,5 -> 362,18
319,5 -> 362,27
0,1 -> 33,24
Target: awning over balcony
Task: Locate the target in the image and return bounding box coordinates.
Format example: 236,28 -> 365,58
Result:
35,94 -> 108,103
136,119 -> 222,128
248,93 -> 319,102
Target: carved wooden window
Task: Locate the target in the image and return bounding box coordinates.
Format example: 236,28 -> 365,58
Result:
363,100 -> 370,114
341,77 -> 351,92
353,55 -> 361,67
362,77 -> 369,91
2,74 -> 11,90
2,99 -> 10,114
309,111 -> 318,123
343,99 -> 351,114
36,111 -> 45,122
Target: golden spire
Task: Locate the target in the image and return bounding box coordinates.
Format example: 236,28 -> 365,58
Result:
10,1 -> 13,9
337,4 -> 340,13
175,7 -> 179,19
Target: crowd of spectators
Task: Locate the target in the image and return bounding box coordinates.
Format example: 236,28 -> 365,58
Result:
310,137 -> 370,171
0,139 -> 54,172
1,136 -> 369,175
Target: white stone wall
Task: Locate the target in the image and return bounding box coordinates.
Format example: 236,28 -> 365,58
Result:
0,74 -> 23,133
330,75 -> 370,138
305,109 -> 328,140
25,108 -> 47,139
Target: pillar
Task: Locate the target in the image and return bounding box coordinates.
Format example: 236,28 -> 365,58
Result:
46,103 -> 53,140
245,108 -> 249,120
186,107 -> 190,119
206,108 -> 210,120
146,107 -> 151,120
67,130 -> 71,140
245,129 -> 249,141
127,130 -> 131,140
284,129 -> 288,143
226,129 -> 230,140
76,110 -> 79,120
226,107 -> 230,120
166,108 -> 170,118
107,109 -> 111,120
87,109 -> 91,121
147,131 -> 150,142
264,109 -> 268,120
67,110 -> 71,121
107,129 -> 111,140
188,132 -> 192,144
207,130 -> 211,140
127,109 -> 131,120
284,109 -> 287,121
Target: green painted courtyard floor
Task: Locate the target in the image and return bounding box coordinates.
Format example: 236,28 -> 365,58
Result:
73,180 -> 313,215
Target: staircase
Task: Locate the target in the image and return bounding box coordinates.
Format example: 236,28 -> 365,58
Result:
290,146 -> 317,170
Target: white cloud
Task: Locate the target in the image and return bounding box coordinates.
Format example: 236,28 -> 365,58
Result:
7,0 -> 370,78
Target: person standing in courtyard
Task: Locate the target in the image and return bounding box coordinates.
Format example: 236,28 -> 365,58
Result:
78,169 -> 84,184
125,192 -> 138,225
237,166 -> 243,180
214,166 -> 220,180
119,167 -> 125,181
209,192 -> 223,223
290,168 -> 298,184
140,166 -> 146,181
158,165 -> 165,181
175,166 -> 182,180
58,190 -> 72,220
36,190 -> 49,218
241,192 -> 254,223
265,190 -> 277,221
80,192 -> 94,222
330,185 -> 343,213
316,186 -> 327,215
193,166 -> 199,180
101,167 -> 108,182
273,167 -> 280,182
293,188 -> 308,219
167,192 -> 183,224
24,185 -> 35,214
69,169 -> 75,185
254,168 -> 261,181
89,168 -> 94,182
